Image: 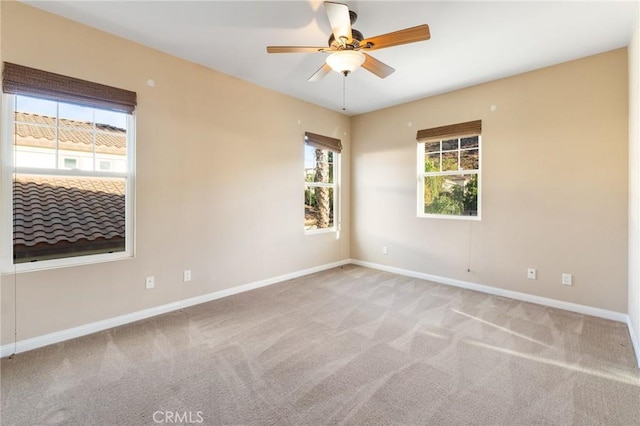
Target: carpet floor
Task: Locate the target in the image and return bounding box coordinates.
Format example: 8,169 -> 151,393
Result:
2,265 -> 639,425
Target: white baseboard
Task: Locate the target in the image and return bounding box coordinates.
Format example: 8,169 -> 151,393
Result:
627,316 -> 640,368
0,259 -> 350,357
349,259 -> 629,323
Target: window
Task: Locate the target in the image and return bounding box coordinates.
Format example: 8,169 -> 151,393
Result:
416,120 -> 481,219
63,157 -> 78,169
98,160 -> 112,171
1,63 -> 137,271
304,131 -> 341,233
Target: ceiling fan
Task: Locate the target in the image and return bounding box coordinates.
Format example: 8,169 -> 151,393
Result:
266,1 -> 431,81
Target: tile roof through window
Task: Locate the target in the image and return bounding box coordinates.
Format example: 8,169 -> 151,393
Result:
14,112 -> 126,155
9,111 -> 128,263
13,175 -> 125,263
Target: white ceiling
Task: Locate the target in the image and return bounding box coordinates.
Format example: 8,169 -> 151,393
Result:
23,1 -> 638,116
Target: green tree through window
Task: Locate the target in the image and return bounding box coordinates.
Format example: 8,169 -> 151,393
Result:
418,135 -> 480,218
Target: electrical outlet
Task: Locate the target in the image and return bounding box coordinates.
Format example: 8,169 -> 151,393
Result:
562,273 -> 572,286
527,268 -> 537,280
183,270 -> 192,282
145,276 -> 155,289
382,246 -> 388,255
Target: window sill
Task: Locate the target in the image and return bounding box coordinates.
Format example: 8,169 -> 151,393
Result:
417,214 -> 481,221
305,227 -> 337,235
2,251 -> 134,274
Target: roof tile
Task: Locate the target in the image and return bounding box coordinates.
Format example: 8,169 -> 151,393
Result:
13,175 -> 125,248
14,112 -> 126,154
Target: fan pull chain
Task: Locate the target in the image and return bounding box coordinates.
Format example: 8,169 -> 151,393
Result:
342,73 -> 346,111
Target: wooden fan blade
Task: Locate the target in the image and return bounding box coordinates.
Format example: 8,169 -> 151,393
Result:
308,63 -> 332,82
324,2 -> 352,44
267,46 -> 328,53
360,24 -> 430,51
362,53 -> 395,79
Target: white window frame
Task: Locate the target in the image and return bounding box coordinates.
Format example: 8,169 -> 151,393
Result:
1,93 -> 136,273
304,147 -> 340,235
416,136 -> 482,221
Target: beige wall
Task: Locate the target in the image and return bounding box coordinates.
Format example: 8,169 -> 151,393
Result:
0,2 -> 351,344
629,14 -> 640,359
352,49 -> 629,313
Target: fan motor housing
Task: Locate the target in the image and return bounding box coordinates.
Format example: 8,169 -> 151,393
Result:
328,9 -> 362,49
328,29 -> 364,49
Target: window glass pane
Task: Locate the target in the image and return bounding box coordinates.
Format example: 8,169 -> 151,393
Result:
96,126 -> 127,161
460,149 -> 479,170
14,121 -> 56,146
13,174 -> 126,263
460,136 -> 479,149
13,122 -> 57,169
59,102 -> 93,123
442,151 -> 458,171
442,139 -> 458,151
424,141 -> 440,153
96,128 -> 127,152
304,145 -> 316,172
95,109 -> 127,129
304,186 -> 334,230
59,128 -> 94,154
16,95 -> 57,117
423,173 -> 478,217
425,153 -> 440,172
305,148 -> 334,184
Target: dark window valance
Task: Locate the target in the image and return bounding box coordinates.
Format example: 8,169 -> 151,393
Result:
305,131 -> 342,153
2,62 -> 137,113
416,120 -> 482,143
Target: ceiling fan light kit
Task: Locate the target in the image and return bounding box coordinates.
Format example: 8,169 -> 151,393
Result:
326,50 -> 365,75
